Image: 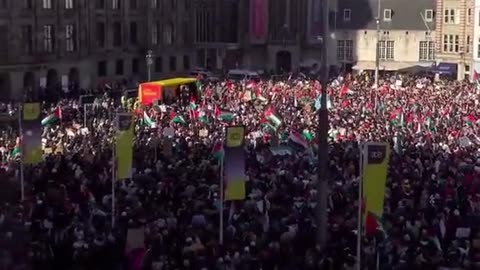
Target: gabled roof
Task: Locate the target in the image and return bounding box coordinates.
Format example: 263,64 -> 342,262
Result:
336,0 -> 436,31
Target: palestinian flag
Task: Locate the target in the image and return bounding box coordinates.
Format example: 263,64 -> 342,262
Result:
143,111 -> 156,128
189,96 -> 197,110
211,140 -> 224,159
264,108 -> 282,129
289,130 -> 308,150
172,115 -> 186,124
365,211 -> 387,238
41,106 -> 62,126
198,110 -> 208,123
465,114 -> 475,126
9,145 -> 20,159
219,111 -> 234,121
261,119 -> 276,133
302,130 -> 314,141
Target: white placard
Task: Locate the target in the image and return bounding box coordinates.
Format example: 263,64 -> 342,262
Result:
162,127 -> 174,137
61,75 -> 69,91
39,77 -> 47,88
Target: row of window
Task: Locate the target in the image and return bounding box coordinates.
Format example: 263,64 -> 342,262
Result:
336,40 -> 435,62
342,9 -> 434,22
20,24 -> 76,53
19,20 -> 183,54
443,8 -> 473,25
96,55 -> 191,77
33,0 -> 178,10
442,34 -> 471,53
38,0 -> 135,10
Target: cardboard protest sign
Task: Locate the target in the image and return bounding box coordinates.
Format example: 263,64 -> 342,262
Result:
125,227 -> 146,253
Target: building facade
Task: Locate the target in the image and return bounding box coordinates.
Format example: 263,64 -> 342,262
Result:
330,0 -> 436,72
435,0 -> 474,80
0,0 -> 195,100
192,0 -> 247,70
472,0 -> 480,75
198,0 -> 438,75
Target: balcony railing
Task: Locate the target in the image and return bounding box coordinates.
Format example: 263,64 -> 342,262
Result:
268,31 -> 299,45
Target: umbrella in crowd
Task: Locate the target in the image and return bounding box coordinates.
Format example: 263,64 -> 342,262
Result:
0,73 -> 479,270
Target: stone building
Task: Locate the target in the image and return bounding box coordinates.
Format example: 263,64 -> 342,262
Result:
0,0 -> 195,99
435,0 -> 474,80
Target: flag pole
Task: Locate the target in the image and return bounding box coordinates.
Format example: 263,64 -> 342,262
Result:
18,105 -> 25,201
356,143 -> 364,270
111,112 -> 117,228
219,151 -> 224,245
83,104 -> 87,127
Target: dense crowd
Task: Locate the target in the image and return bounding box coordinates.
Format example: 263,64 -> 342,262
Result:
0,73 -> 479,270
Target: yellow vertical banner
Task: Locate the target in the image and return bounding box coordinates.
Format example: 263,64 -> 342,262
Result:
22,103 -> 43,164
362,142 -> 390,236
116,113 -> 134,180
224,126 -> 246,200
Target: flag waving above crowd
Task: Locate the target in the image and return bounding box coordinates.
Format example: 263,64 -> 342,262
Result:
0,73 -> 479,270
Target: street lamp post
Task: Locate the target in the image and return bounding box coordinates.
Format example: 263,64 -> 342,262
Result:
374,0 -> 382,87
317,0 -> 330,252
374,18 -> 380,87
146,50 -> 153,81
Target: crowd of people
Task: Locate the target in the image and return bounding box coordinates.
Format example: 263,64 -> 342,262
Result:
0,72 -> 479,270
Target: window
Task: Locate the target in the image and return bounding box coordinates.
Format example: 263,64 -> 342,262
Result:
336,40 -> 353,61
130,0 -> 136,9
130,22 -> 138,45
466,35 -> 471,53
443,34 -> 460,52
132,58 -> 139,74
383,9 -> 392,21
96,0 -> 104,9
65,24 -> 75,52
65,0 -> 73,9
152,22 -> 159,45
478,38 -> 480,58
425,9 -> 433,22
419,41 -> 435,61
23,0 -> 33,9
183,55 -> 190,70
113,22 -> 122,47
169,56 -> 176,71
444,9 -> 456,24
43,24 -> 54,53
21,25 -> 33,54
151,0 -> 157,8
455,35 -> 459,52
468,8 -> 472,24
154,57 -> 162,72
96,22 -> 105,47
343,9 -> 351,21
98,61 -> 107,77
42,0 -> 52,9
379,40 -> 394,60
112,0 -> 120,9
115,59 -> 124,75
164,23 -> 174,45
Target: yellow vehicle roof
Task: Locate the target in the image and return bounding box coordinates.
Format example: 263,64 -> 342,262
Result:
150,77 -> 197,87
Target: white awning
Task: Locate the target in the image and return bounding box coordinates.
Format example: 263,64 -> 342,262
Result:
353,61 -> 432,71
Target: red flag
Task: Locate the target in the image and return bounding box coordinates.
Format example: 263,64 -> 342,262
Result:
169,110 -> 176,120
389,108 -> 401,120
339,83 -> 349,98
474,70 -> 479,81
466,114 -> 475,123
53,106 -> 62,120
